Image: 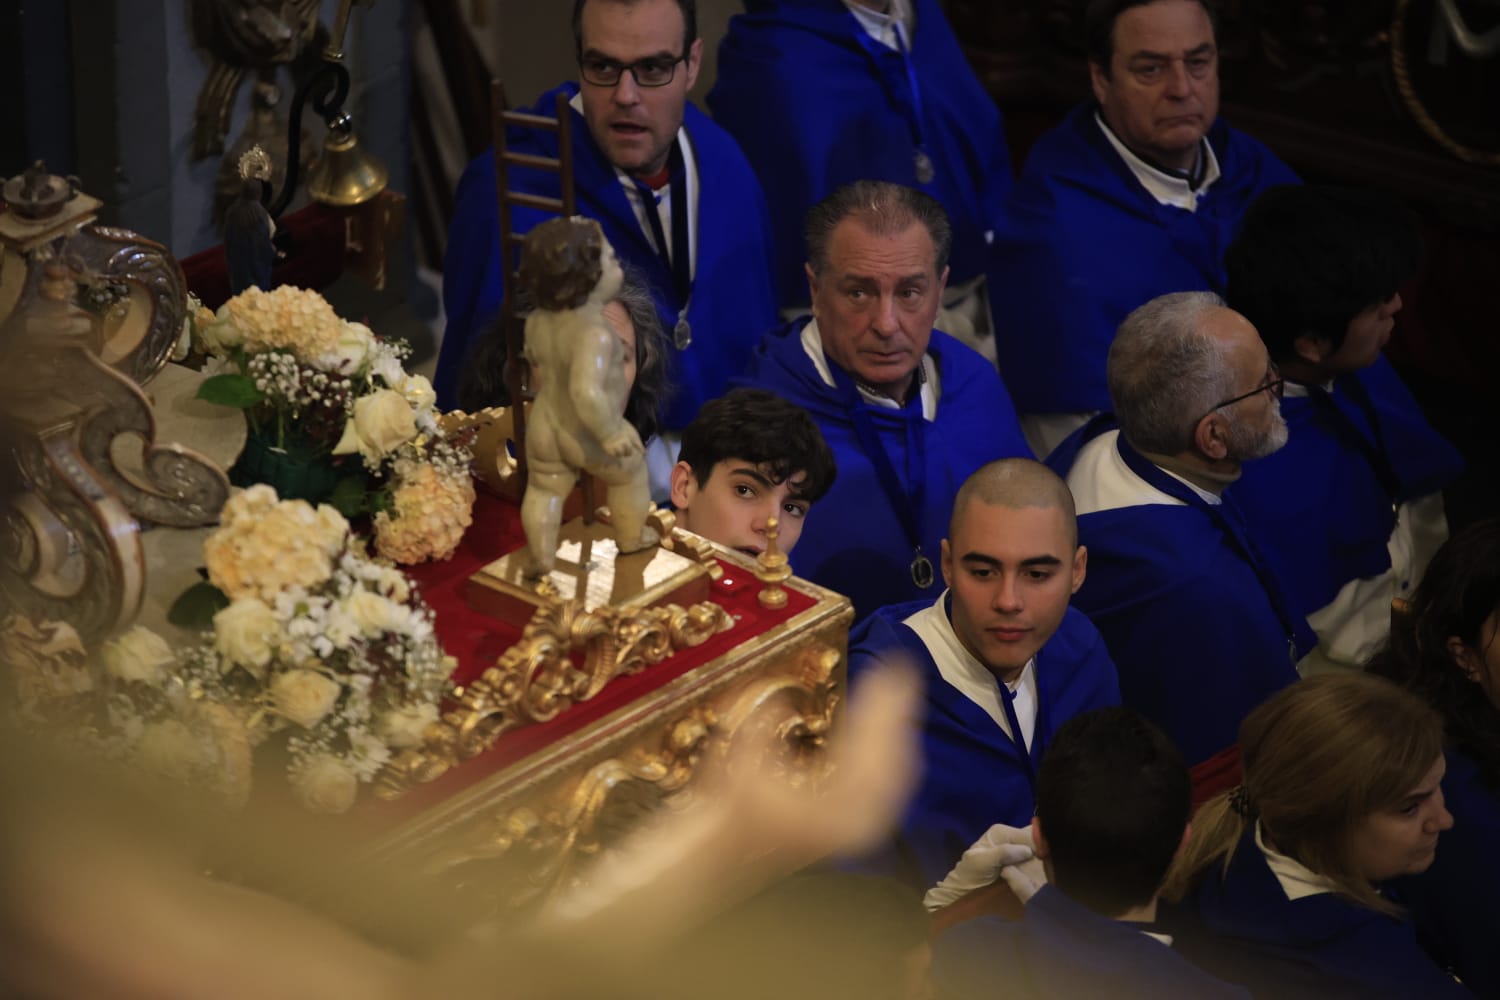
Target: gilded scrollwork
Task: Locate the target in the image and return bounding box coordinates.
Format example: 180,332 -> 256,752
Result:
394,639 -> 844,911
375,599 -> 735,799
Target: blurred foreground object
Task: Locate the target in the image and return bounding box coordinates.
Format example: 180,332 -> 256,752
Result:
0,663 -> 921,1000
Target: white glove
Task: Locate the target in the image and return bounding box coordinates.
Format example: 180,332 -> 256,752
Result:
998,853 -> 1047,904
923,822 -> 1037,912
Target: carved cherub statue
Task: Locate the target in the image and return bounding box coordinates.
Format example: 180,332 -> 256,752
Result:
518,216 -> 658,576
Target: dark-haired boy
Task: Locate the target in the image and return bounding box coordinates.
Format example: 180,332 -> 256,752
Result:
1226,184 -> 1463,670
933,707 -> 1247,999
669,388 -> 837,557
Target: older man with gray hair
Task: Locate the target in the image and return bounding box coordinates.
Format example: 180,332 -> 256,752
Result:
1046,291 -> 1314,766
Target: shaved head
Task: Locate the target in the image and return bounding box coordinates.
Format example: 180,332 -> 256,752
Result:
950,459 -> 1078,549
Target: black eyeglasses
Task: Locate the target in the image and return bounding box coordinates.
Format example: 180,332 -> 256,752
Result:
1200,366 -> 1285,421
579,53 -> 687,88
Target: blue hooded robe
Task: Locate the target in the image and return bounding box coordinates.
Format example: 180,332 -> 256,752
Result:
1049,420 -> 1309,765
437,83 -> 779,430
1395,748 -> 1500,998
848,601 -> 1119,889
1164,828 -> 1472,998
737,317 -> 1031,620
936,887 -> 1250,999
990,104 -> 1298,416
707,0 -> 1012,308
1229,357 -> 1463,623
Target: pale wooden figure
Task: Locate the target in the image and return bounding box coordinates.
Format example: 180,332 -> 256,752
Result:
519,216 -> 658,576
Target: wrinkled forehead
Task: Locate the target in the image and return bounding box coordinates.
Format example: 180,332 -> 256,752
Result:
826,218 -> 940,280
1111,0 -> 1216,61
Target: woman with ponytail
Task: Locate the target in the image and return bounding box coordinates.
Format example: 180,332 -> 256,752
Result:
1368,516 -> 1500,997
1160,672 -> 1467,998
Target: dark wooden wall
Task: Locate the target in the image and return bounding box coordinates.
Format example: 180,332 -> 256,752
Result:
946,0 -> 1500,524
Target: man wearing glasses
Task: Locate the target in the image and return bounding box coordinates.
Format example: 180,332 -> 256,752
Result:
1047,291 -> 1313,768
437,0 -> 778,498
988,0 -> 1299,460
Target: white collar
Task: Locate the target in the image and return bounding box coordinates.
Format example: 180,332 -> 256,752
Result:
902,591 -> 1039,744
799,317 -> 940,420
1067,428 -> 1222,518
843,0 -> 915,49
1255,821 -> 1339,901
1094,111 -> 1221,212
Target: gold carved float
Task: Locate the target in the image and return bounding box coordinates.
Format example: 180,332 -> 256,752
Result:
367,558 -> 853,915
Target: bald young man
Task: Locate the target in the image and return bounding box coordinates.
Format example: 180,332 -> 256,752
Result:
846,458 -> 1121,889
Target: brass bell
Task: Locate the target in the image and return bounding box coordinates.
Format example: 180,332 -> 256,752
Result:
305,113 -> 388,208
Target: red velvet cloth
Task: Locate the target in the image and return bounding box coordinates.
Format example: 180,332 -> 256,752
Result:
364,490 -> 816,821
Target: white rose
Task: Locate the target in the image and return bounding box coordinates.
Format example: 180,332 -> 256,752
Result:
312,321 -> 376,375
332,389 -> 418,462
269,669 -> 342,729
101,626 -> 175,686
213,598 -> 280,679
197,306 -> 246,354
137,719 -> 204,783
290,754 -> 359,814
376,703 -> 439,749
343,589 -> 404,638
397,373 -> 437,413
369,347 -> 405,389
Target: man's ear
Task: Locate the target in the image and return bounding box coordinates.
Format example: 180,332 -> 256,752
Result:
1292,333 -> 1331,366
669,460 -> 697,514
683,36 -> 704,90
936,264 -> 950,297
1193,412 -> 1230,462
1070,545 -> 1088,595
939,537 -> 954,590
1447,636 -> 1483,683
804,262 -> 821,312
1030,815 -> 1050,860
1088,60 -> 1110,107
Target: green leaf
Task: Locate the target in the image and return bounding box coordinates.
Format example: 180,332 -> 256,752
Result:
196,373 -> 265,408
328,474 -> 374,517
167,581 -> 230,628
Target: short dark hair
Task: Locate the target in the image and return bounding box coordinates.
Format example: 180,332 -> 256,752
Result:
678,388 -> 837,504
1226,184 -> 1422,363
1085,0 -> 1218,76
1036,707 -> 1191,917
572,0 -> 698,59
804,180 -> 953,277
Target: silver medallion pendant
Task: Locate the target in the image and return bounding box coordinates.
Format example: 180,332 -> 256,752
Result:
673,315 -> 692,350
910,550 -> 936,589
914,148 -> 935,186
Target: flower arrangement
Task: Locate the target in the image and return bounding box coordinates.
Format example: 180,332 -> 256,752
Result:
191,286 -> 475,564
3,488 -> 459,813
168,485 -> 456,812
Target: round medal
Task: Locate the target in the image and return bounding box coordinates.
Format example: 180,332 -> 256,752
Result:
910,550 -> 935,589
914,149 -> 935,186
673,316 -> 692,350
